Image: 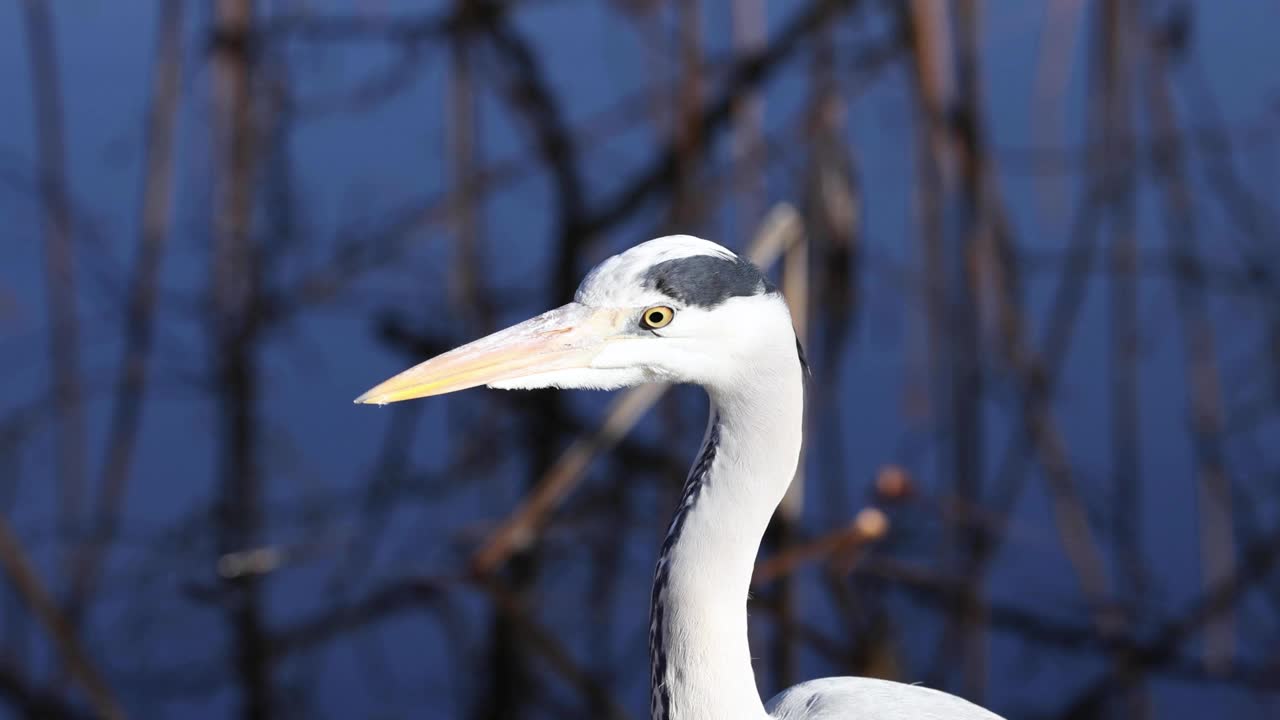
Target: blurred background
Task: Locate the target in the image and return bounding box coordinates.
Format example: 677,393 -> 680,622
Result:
2,0 -> 1280,718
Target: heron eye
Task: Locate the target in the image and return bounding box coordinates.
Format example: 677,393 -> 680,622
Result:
641,305 -> 675,329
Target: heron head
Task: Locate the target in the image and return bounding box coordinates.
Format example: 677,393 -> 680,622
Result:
354,235 -> 799,404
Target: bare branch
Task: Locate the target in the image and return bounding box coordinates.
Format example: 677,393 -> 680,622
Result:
22,0 -> 86,584
0,516 -> 125,719
69,0 -> 186,625
211,2 -> 272,717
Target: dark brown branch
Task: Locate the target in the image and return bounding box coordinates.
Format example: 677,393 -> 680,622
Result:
447,21 -> 487,327
1146,12 -> 1236,676
271,577 -> 452,656
261,7 -> 464,44
211,2 -> 272,718
902,0 -> 993,697
22,0 -> 86,584
1097,3 -> 1149,715
0,658 -> 93,720
0,517 -> 125,719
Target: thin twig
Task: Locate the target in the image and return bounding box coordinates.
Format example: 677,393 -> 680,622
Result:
1098,3 -> 1149,715
752,510 -> 886,587
1146,19 -> 1236,676
0,516 -> 125,719
70,0 -> 186,625
22,0 -> 86,587
0,657 -> 93,720
211,2 -> 272,718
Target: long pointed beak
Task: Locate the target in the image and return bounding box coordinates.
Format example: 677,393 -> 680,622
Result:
355,303 -> 623,404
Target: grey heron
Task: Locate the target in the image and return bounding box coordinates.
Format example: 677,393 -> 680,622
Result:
356,236 -> 1005,720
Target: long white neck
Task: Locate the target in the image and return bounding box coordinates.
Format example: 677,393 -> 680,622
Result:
648,349 -> 805,720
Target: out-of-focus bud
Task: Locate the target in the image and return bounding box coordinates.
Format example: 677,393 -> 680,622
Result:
853,507 -> 889,541
875,464 -> 914,501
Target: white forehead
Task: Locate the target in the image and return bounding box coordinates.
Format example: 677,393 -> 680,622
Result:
574,235 -> 741,306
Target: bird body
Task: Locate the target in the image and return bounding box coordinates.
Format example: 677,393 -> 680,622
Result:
357,236 -> 1006,719
767,677 -> 1004,720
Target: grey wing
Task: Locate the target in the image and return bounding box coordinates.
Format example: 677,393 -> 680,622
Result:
766,677 -> 1006,720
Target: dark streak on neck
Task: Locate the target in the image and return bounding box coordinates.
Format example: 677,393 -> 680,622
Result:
649,414 -> 721,720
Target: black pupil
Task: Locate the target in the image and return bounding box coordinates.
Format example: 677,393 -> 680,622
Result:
648,311 -> 664,325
